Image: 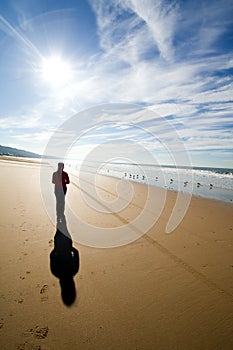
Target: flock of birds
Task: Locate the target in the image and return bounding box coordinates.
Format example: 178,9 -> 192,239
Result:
123,172 -> 214,189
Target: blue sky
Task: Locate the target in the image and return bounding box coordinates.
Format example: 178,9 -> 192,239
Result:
0,0 -> 233,168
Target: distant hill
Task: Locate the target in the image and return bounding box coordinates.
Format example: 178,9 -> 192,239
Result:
0,145 -> 42,158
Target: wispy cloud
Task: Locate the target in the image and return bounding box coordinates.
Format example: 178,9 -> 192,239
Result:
0,0 -> 232,166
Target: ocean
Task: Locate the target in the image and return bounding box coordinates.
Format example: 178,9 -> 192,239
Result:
65,160 -> 233,204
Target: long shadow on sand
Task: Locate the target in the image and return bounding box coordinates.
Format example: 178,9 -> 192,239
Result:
50,218 -> 80,306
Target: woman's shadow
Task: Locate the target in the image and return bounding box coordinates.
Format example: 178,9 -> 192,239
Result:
50,217 -> 80,306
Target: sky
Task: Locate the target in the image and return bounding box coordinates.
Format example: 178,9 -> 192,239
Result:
0,0 -> 233,168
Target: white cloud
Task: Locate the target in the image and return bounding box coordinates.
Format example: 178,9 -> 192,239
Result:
12,130 -> 53,142
1,0 -> 233,167
124,0 -> 178,62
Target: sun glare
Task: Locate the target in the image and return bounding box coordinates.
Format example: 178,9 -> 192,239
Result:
40,55 -> 72,87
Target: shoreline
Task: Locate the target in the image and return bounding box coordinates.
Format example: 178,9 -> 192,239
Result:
0,156 -> 233,205
72,170 -> 233,207
2,156 -> 233,204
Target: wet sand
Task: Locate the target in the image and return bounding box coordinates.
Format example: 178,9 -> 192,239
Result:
0,159 -> 233,350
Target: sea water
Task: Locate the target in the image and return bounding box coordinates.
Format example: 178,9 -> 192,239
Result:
66,160 -> 233,203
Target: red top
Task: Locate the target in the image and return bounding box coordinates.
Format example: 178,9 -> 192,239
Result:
52,171 -> 70,192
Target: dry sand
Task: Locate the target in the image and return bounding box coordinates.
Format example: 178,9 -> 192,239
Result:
0,159 -> 233,350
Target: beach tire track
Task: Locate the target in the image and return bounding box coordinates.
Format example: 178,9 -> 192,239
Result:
144,234 -> 233,300
70,172 -> 232,298
70,181 -> 130,225
71,174 -> 153,214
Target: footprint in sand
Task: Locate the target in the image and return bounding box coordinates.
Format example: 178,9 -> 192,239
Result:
40,284 -> 48,302
24,325 -> 49,339
15,296 -> 24,304
0,319 -> 4,329
20,325 -> 48,350
17,341 -> 41,350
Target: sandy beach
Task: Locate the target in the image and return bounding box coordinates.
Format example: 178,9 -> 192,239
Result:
1,158 -> 233,350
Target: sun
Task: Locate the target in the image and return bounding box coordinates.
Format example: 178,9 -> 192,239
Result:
40,55 -> 72,87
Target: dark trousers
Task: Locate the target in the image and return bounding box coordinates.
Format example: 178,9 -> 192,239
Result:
55,189 -> 66,220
